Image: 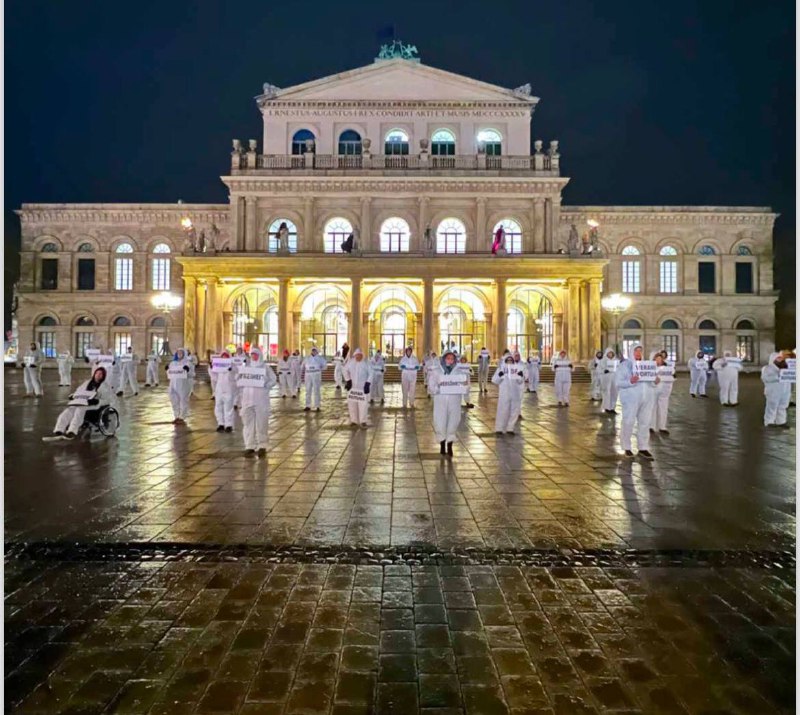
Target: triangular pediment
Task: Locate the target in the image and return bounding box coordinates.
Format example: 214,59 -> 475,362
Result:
262,60 -> 536,104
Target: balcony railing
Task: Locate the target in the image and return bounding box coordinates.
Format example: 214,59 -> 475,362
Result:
237,151 -> 559,175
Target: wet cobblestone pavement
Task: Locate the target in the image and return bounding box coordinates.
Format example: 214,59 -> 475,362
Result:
5,372 -> 796,712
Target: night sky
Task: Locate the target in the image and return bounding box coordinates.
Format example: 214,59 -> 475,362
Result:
5,0 -> 796,340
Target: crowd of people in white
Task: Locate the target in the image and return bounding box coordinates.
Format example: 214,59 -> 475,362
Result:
24,337 -> 794,460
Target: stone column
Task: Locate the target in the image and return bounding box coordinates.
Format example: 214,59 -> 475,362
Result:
533,198 -> 545,253
278,278 -> 290,350
552,313 -> 564,353
580,281 -> 590,359
236,197 -> 246,250
350,278 -> 362,348
183,276 -> 197,353
495,278 -> 507,353
423,278 -> 434,352
551,196 -> 562,250
418,197 -> 429,251
303,197 -> 314,252
544,199 -> 553,253
567,278 -> 581,356
195,279 -> 207,359
206,279 -> 222,351
475,197 -> 486,252
223,312 -> 233,347
360,197 -> 372,251
245,196 -> 257,252
588,279 -> 602,356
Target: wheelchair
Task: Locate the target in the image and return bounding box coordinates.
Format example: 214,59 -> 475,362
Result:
78,404 -> 120,438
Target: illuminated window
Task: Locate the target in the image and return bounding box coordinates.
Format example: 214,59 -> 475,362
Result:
662,334 -> 679,361
267,219 -> 298,253
436,218 -> 466,254
736,335 -> 754,362
113,332 -> 132,355
37,316 -> 57,358
323,217 -> 353,254
338,129 -> 362,155
384,129 -> 409,155
737,245 -> 752,256
493,219 -> 522,254
151,243 -> 171,291
431,129 -> 455,156
380,218 -> 410,253
659,248 -> 678,293
477,129 -> 502,155
114,243 -> 134,291
698,245 -> 716,255
291,129 -> 315,155
621,246 -> 641,293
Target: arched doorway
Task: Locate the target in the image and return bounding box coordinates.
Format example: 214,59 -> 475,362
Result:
366,285 -> 419,361
437,287 -> 487,362
298,285 -> 349,357
506,287 -> 554,361
231,286 -> 279,356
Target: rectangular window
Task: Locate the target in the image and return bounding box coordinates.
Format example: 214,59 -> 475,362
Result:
699,335 -> 716,355
380,232 -> 409,253
115,258 -> 133,290
77,258 -> 95,290
622,335 -> 642,359
75,333 -> 93,359
40,259 -> 58,290
38,331 -> 56,358
113,332 -> 132,355
436,233 -> 466,254
659,261 -> 677,293
662,334 -> 678,362
150,333 -> 166,356
735,262 -> 753,294
736,335 -> 754,363
152,258 -> 170,291
698,262 -> 716,293
622,261 -> 640,293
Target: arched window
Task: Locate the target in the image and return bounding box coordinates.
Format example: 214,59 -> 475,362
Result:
698,319 -> 717,330
384,129 -> 409,156
698,245 -> 716,255
493,219 -> 522,255
506,288 -> 554,361
661,319 -> 679,330
148,316 -> 167,354
78,242 -> 94,252
659,246 -> 678,293
431,129 -> 456,156
291,129 -> 315,155
75,316 -> 95,327
267,219 -> 298,253
659,320 -> 680,360
623,319 -> 642,330
113,316 -> 132,327
150,316 -> 167,327
380,218 -> 410,253
323,217 -> 353,254
338,130 -> 362,156
41,242 -> 58,252
477,129 -> 502,156
736,320 -> 756,362
436,218 -> 466,254
38,316 -> 57,326
438,287 -> 487,361
621,246 -> 641,293
74,316 -> 95,357
36,316 -> 57,357
736,319 -> 755,330
737,245 -> 753,256
151,243 -> 171,291
115,242 -> 134,290
299,285 -> 348,357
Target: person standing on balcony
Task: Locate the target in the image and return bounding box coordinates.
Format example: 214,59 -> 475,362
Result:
369,349 -> 386,404
276,222 -> 290,254
491,225 -> 507,256
477,347 -> 491,393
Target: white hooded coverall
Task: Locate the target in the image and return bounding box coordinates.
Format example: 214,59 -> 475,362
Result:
428,357 -> 464,443
398,352 -> 420,408
457,362 -> 473,405
493,361 -> 525,432
615,347 -> 655,452
107,352 -> 122,394
167,349 -> 193,419
526,356 -> 541,393
599,349 -> 619,412
553,356 -> 573,404
344,351 -> 371,424
302,352 -> 327,408
689,355 -> 708,396
57,351 -> 74,386
276,356 -> 294,397
589,353 -> 603,400
714,352 -> 741,405
477,349 -> 491,392
145,352 -> 160,386
213,356 -> 237,429
333,353 -> 345,389
121,351 -> 139,395
239,348 -> 277,450
651,353 -> 675,431
762,353 -> 791,426
369,354 -> 386,402
54,377 -> 115,434
23,343 -> 44,396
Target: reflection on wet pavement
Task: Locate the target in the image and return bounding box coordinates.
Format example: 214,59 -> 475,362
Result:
4,371 -> 795,712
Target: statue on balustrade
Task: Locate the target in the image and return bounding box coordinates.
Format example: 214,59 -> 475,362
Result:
276,222 -> 290,255
568,224 -> 581,255
424,225 -> 434,255
207,223 -> 220,252
197,230 -> 206,254
492,225 -> 507,256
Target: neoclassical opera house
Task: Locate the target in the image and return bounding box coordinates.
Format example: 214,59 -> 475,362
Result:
16,46 -> 777,366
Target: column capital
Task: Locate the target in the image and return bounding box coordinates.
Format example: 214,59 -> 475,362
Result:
476,196 -> 487,205
417,196 -> 430,205
533,196 -> 546,205
245,195 -> 257,204
360,196 -> 372,205
495,276 -> 508,286
588,277 -> 603,286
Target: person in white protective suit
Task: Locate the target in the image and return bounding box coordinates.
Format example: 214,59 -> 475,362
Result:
493,354 -> 526,434
232,347 -> 248,408
688,351 -> 708,397
145,349 -> 160,387
526,352 -> 541,393
57,350 -> 74,386
302,347 -> 327,411
477,347 -> 491,393
615,343 -> 657,460
423,351 -> 437,397
589,350 -> 604,401
650,351 -> 675,435
22,341 -> 44,397
289,350 -> 301,398
213,350 -> 237,432
552,350 -> 574,406
276,349 -> 294,398
166,347 -> 193,423
208,351 -> 220,399
47,366 -> 115,439
120,346 -> 140,396
511,352 -> 527,418
457,355 -> 475,408
761,352 -> 791,428
398,346 -> 421,408
714,350 -> 741,406
106,349 -> 123,396
428,349 -> 465,456
186,349 -> 198,397
343,348 -> 371,427
333,350 -> 346,391
239,346 -> 277,457
599,347 -> 619,414
369,349 -> 387,404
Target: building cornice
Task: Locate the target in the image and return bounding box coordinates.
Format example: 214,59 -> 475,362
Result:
17,204 -> 229,225
562,206 -> 777,225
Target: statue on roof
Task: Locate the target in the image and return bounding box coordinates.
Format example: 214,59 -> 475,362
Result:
376,40 -> 419,61
513,83 -> 532,97
261,83 -> 280,99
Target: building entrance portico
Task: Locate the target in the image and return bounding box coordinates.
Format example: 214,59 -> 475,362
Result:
365,283 -> 420,361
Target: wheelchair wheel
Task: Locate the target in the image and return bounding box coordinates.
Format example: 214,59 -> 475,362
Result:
98,407 -> 120,437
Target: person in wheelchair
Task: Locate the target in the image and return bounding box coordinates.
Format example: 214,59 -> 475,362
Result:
47,366 -> 117,440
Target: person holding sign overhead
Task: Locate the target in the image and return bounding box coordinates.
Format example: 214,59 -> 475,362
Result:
22,341 -> 44,397
599,347 -> 619,414
398,346 -> 421,409
46,366 -> 115,439
166,348 -> 193,424
714,350 -> 741,406
239,346 -> 277,457
212,350 -> 237,432
343,348 -> 371,427
57,350 -> 74,386
615,343 -> 657,460
428,349 -> 466,456
302,346 -> 327,411
650,351 -> 674,434
493,353 -> 525,434
552,350 -> 574,407
761,352 -> 792,428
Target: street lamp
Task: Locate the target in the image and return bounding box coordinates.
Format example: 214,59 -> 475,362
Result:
151,292 -> 182,314
601,293 -> 631,355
